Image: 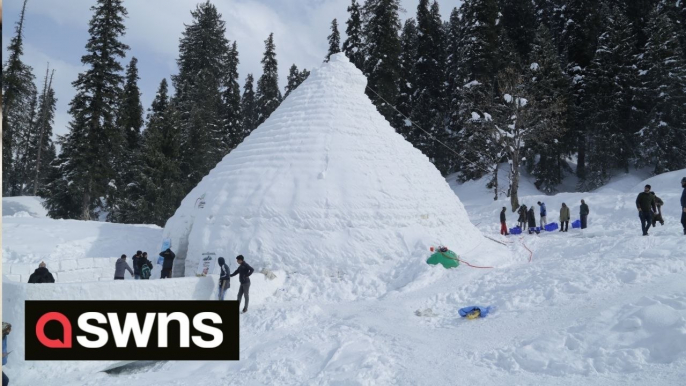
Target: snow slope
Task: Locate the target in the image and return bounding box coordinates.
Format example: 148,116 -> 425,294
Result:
2,196 -> 48,218
163,53 -> 488,299
3,170 -> 685,385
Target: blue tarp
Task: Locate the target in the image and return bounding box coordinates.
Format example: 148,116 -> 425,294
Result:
458,306 -> 492,318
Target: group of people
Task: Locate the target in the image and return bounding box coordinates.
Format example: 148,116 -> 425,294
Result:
500,199 -> 589,236
113,248 -> 176,280
499,177 -> 686,237
217,255 -> 255,314
636,178 -> 686,236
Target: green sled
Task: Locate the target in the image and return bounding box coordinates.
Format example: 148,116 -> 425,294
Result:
426,250 -> 460,269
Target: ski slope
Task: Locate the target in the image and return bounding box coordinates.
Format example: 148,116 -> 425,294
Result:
3,170 -> 686,385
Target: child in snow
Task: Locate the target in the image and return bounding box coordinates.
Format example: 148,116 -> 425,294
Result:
650,192 -> 665,227
500,207 -> 509,235
537,201 -> 547,228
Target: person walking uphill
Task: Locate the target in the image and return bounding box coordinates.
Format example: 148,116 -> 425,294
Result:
538,201 -> 547,228
681,177 -> 686,235
28,261 -> 55,283
580,200 -> 590,229
160,248 -> 176,279
231,255 -> 254,313
114,254 -> 134,280
500,207 -> 509,235
559,203 -> 570,232
518,204 -> 528,230
636,184 -> 655,236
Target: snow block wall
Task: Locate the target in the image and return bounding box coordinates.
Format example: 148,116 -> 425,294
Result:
163,53 -> 483,297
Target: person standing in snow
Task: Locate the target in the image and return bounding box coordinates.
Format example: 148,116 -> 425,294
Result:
160,248 -> 176,279
132,250 -> 143,280
114,254 -> 134,280
3,322 -> 11,386
139,252 -> 154,280
230,255 -> 254,313
650,192 -> 665,227
559,203 -> 570,232
217,257 -> 230,300
527,207 -> 538,234
537,201 -> 547,228
500,207 -> 509,235
518,204 -> 528,230
636,184 -> 655,236
580,200 -> 590,229
680,177 -> 686,235
27,261 -> 55,283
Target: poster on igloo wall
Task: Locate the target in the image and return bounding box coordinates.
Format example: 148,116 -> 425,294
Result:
196,252 -> 216,276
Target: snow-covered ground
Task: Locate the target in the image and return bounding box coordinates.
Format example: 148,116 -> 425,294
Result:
3,169 -> 686,385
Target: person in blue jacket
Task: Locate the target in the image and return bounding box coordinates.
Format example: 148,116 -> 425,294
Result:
3,322 -> 11,386
537,201 -> 547,228
681,177 -> 686,235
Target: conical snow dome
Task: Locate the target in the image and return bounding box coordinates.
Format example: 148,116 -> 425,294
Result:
162,53 -> 482,293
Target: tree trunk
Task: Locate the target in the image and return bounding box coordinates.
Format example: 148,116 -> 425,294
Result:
81,178 -> 92,221
576,131 -> 586,179
492,163 -> 499,201
510,151 -> 520,212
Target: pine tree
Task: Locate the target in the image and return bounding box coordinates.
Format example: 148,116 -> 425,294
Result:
342,0 -> 365,71
444,7 -> 462,174
397,18 -> 418,140
362,0 -> 403,128
499,0 -> 537,60
411,0 -> 446,168
222,41 -> 243,152
2,0 -> 37,196
118,56 -> 144,151
326,19 -> 341,62
241,74 -> 258,136
13,91 -> 38,196
29,67 -> 57,196
172,0 -> 231,190
41,0 -> 129,220
581,7 -> 640,190
284,64 -> 305,98
559,0 -> 602,179
108,57 -> 144,221
256,33 -> 282,126
451,0 -> 500,181
524,24 -> 570,193
636,9 -> 686,173
118,79 -> 184,225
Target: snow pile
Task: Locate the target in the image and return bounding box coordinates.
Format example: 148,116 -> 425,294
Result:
2,196 -> 48,218
163,53 -> 485,299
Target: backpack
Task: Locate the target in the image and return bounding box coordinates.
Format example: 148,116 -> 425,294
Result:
141,262 -> 152,279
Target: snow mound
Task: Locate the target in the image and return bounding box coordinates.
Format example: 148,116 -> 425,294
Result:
2,196 -> 47,218
163,53 -> 483,298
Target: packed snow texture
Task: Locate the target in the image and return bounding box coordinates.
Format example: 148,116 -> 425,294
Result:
2,196 -> 162,282
162,53 -> 485,298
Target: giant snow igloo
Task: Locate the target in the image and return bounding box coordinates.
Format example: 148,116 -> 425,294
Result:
162,53 -> 483,291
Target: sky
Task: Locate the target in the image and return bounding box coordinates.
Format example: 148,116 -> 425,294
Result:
2,0 -> 463,141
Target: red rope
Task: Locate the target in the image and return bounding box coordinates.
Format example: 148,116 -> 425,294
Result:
520,240 -> 533,263
457,258 -> 494,269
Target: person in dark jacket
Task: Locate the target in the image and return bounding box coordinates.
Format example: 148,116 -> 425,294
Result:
114,254 -> 134,280
580,200 -> 590,229
518,205 -> 528,230
681,177 -> 686,235
160,248 -> 176,279
650,192 -> 665,227
28,262 -> 55,283
139,252 -> 154,279
500,207 -> 509,235
527,207 -> 539,234
132,251 -> 143,280
217,257 -> 230,300
636,184 -> 655,236
230,255 -> 254,313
